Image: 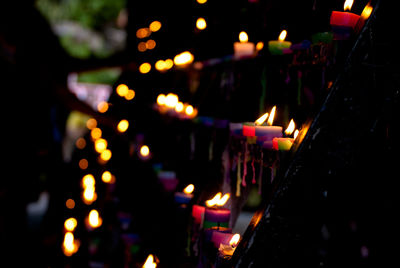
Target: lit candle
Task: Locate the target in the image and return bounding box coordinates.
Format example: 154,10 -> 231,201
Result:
254,106 -> 283,141
211,230 -> 235,248
234,31 -> 255,59
157,171 -> 179,192
330,0 -> 360,39
174,184 -> 195,204
268,30 -> 292,55
272,120 -> 298,151
218,233 -> 241,256
203,193 -> 231,229
192,204 -> 205,226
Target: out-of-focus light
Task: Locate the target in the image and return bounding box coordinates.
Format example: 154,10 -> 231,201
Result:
64,218 -> 78,232
149,21 -> 162,32
75,137 -> 86,149
100,149 -> 112,161
140,145 -> 150,157
164,59 -> 174,70
136,28 -> 151,38
185,105 -> 194,116
83,188 -> 97,204
165,93 -> 179,108
278,30 -> 287,42
82,174 -> 95,188
175,102 -> 184,112
87,209 -> 102,229
79,158 -> 88,170
197,0 -> 207,4
102,171 -> 112,183
138,42 -> 147,52
143,254 -> 157,268
66,198 -> 75,209
239,31 -> 248,43
116,84 -> 129,97
139,63 -> 151,74
157,94 -> 166,105
117,119 -> 129,133
155,60 -> 166,71
146,39 -> 156,50
125,89 -> 135,100
174,51 -> 194,66
86,118 -> 97,130
94,138 -> 108,153
63,232 -> 79,256
91,127 -> 102,140
196,17 -> 207,30
97,101 -> 109,113
183,184 -> 194,194
256,41 -> 264,51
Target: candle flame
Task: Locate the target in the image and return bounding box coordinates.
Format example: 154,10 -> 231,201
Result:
255,112 -> 269,126
63,232 -> 79,256
88,209 -> 102,229
117,119 -> 129,133
174,51 -> 194,66
278,30 -> 287,42
294,129 -> 299,140
267,106 -> 276,126
183,184 -> 195,194
229,234 -> 241,247
217,193 -> 230,206
205,192 -> 230,207
140,145 -> 150,157
157,94 -> 166,106
361,3 -> 373,20
143,254 -> 157,268
239,31 -> 248,43
64,218 -> 78,232
285,119 -> 295,135
344,0 -> 354,11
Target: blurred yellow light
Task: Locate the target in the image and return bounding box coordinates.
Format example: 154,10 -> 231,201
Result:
138,42 -> 147,52
100,149 -> 112,161
196,17 -> 207,30
136,27 -> 150,38
185,105 -> 194,116
102,171 -> 112,183
117,119 -> 129,132
278,30 -> 287,42
88,209 -> 102,229
239,31 -> 248,43
175,102 -> 184,112
116,84 -> 129,97
229,234 -> 241,247
86,118 -> 97,130
83,188 -> 97,204
97,101 -> 109,113
82,174 -> 95,188
174,51 -> 194,66
78,158 -> 88,170
256,41 -> 264,51
75,137 -> 86,149
143,254 -> 157,268
197,0 -> 207,4
140,145 -> 150,157
183,184 -> 194,194
157,94 -> 166,105
66,198 -> 75,209
94,138 -> 108,153
155,60 -> 166,71
149,21 -> 162,32
146,39 -> 156,50
139,63 -> 151,74
125,89 -> 135,100
64,218 -> 78,232
165,93 -> 179,108
164,59 -> 174,70
91,128 -> 102,140
267,106 -> 276,126
63,232 -> 79,256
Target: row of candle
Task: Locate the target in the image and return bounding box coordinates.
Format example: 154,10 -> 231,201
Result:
155,93 -> 198,119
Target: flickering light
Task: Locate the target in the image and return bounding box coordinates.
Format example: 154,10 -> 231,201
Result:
143,254 -> 157,268
66,198 -> 75,209
196,17 -> 207,30
146,39 -> 156,50
91,127 -> 102,140
361,3 -> 373,20
197,0 -> 207,4
239,31 -> 248,43
183,184 -> 194,194
136,27 -> 151,38
100,149 -> 112,161
174,51 -> 194,66
97,101 -> 109,113
149,21 -> 162,32
267,106 -> 276,126
255,112 -> 269,125
157,94 -> 166,105
63,232 -> 79,256
165,93 -> 179,108
175,102 -> 184,112
125,89 -> 135,100
102,171 -> 112,183
256,41 -> 264,51
140,145 -> 150,157
278,30 -> 287,42
64,218 -> 78,232
116,84 -> 129,97
229,234 -> 241,247
139,63 -> 151,74
75,137 -> 86,149
94,138 -> 108,153
87,209 -> 102,229
344,0 -> 354,11
117,119 -> 129,133
185,105 -> 194,116
285,119 -> 295,135
78,158 -> 88,170
86,118 -> 97,130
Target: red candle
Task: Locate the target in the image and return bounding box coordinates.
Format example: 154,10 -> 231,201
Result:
192,204 -> 205,225
242,123 -> 256,137
330,0 -> 360,35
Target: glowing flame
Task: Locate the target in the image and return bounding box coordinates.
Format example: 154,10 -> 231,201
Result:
143,254 -> 157,268
140,145 -> 150,157
82,174 -> 95,188
183,184 -> 194,194
125,89 -> 135,100
185,105 -> 194,116
102,171 -> 112,183
83,187 -> 97,204
94,138 -> 107,153
344,0 -> 354,11
116,84 -> 129,97
91,128 -> 102,140
88,209 -> 102,229
229,234 -> 241,247
139,63 -> 151,74
206,192 -> 230,207
294,129 -> 299,140
256,41 -> 264,51
361,3 -> 373,20
117,119 -> 129,133
100,149 -> 112,161
149,21 -> 162,32
196,17 -> 207,30
175,102 -> 184,112
217,193 -> 230,206
174,51 -> 194,66
239,31 -> 248,43
165,93 -> 179,108
63,232 -> 79,256
267,106 -> 276,126
285,119 -> 295,135
64,218 -> 77,232
157,94 -> 166,105
255,112 -> 269,125
278,30 -> 287,42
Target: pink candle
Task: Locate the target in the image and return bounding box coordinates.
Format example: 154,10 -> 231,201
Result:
211,231 -> 234,248
192,204 -> 205,225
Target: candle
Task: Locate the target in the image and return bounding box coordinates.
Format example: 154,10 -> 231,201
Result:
192,204 -> 205,225
218,233 -> 241,256
203,193 -> 231,229
254,106 -> 283,140
174,184 -> 194,204
234,31 -> 255,59
211,230 -> 234,248
268,30 -> 292,55
157,171 -> 178,192
330,0 -> 360,39
272,120 -> 298,151
242,122 -> 256,137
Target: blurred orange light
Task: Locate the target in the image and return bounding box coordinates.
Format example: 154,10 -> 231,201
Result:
149,21 -> 162,32
255,112 -> 269,126
91,127 -> 102,140
116,84 -> 129,97
139,63 -> 151,74
125,89 -> 135,100
94,138 -> 108,153
278,30 -> 287,42
164,59 -> 174,70
140,145 -> 150,157
196,18 -> 207,30
102,171 -> 112,183
87,209 -> 102,229
267,106 -> 276,126
285,119 -> 295,135
117,119 -> 129,133
155,60 -> 166,71
138,42 -> 147,52
82,174 -> 95,188
197,0 -> 207,4
229,234 -> 241,247
136,28 -> 150,38
146,39 -> 156,50
174,51 -> 194,66
97,101 -> 109,113
66,198 -> 75,209
185,105 -> 194,116
239,31 -> 248,43
75,137 -> 86,149
78,158 -> 88,170
100,149 -> 112,161
86,118 -> 97,130
64,218 -> 78,232
165,93 -> 179,108
183,184 -> 194,194
256,41 -> 264,51
175,102 -> 184,112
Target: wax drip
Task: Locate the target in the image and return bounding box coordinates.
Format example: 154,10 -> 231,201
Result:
251,159 -> 256,184
242,143 -> 247,187
236,152 -> 241,197
258,151 -> 263,194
